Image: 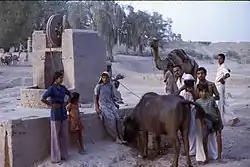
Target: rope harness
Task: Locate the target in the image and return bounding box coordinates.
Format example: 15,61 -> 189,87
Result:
119,82 -> 140,99
48,42 -> 57,76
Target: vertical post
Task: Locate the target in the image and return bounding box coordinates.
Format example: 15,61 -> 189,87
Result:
27,37 -> 32,53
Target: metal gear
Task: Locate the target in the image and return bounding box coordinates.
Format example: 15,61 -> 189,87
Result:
46,14 -> 63,47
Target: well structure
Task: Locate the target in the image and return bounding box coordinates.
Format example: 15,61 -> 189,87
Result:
20,14 -> 107,108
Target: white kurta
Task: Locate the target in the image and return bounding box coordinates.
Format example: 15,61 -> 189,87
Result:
180,90 -> 197,156
195,119 -> 206,162
176,73 -> 186,92
215,63 -> 237,124
207,133 -> 218,160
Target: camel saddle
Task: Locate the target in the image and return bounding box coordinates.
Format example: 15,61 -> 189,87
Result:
171,49 -> 195,67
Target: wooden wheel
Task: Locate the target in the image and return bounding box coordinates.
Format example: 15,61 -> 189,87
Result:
46,14 -> 63,47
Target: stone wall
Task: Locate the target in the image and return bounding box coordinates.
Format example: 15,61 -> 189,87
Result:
0,107 -> 133,167
20,88 -> 49,108
62,29 -> 107,103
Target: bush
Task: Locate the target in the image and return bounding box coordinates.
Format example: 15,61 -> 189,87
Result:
226,50 -> 240,60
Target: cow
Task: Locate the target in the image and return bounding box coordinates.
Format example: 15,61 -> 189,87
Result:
123,92 -> 210,167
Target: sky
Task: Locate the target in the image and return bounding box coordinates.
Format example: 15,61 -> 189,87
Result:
118,1 -> 250,42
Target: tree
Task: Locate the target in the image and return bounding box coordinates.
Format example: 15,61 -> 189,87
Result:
0,1 -> 182,56
0,1 -> 68,50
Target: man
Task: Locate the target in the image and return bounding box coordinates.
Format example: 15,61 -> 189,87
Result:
164,63 -> 178,95
173,65 -> 198,157
173,65 -> 195,97
215,53 -> 240,126
173,65 -> 186,91
195,67 -> 219,100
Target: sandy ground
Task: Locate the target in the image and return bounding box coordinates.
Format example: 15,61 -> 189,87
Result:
1,54 -> 250,167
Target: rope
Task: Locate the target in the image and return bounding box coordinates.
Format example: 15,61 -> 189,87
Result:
48,42 -> 57,76
119,81 -> 141,99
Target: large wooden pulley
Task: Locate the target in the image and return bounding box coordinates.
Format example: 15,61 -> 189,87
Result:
46,14 -> 63,47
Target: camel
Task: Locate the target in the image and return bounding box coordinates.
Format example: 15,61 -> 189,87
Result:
150,39 -> 199,80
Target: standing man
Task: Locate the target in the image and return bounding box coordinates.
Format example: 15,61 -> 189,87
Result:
215,53 -> 240,126
195,67 -> 219,100
173,65 -> 197,156
173,64 -> 186,93
164,63 -> 178,95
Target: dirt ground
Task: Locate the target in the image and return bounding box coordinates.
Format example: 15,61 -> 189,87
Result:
1,54 -> 250,167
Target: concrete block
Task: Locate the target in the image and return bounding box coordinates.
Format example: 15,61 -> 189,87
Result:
32,31 -> 46,52
20,88 -> 49,108
0,106 -> 133,167
10,118 -> 50,167
0,121 -> 13,167
32,51 -> 63,89
62,29 -> 107,103
32,51 -> 45,88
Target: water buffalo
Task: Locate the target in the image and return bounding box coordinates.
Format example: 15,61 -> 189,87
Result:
123,92 -> 208,167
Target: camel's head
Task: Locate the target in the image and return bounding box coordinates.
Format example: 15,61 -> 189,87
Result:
149,38 -> 159,49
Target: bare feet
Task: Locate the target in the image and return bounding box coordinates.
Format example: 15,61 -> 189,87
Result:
115,138 -> 123,144
197,161 -> 207,165
217,158 -> 227,163
79,149 -> 85,155
51,160 -> 63,164
115,138 -> 127,145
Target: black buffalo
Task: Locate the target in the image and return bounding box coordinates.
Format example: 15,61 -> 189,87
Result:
123,92 -> 209,167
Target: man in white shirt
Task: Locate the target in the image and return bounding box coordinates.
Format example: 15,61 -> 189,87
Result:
215,53 -> 240,126
173,65 -> 186,91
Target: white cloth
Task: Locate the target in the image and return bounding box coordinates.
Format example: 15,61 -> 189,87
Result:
215,63 -> 229,84
189,107 -> 197,155
217,84 -> 237,124
180,90 -> 196,155
180,90 -> 193,101
195,122 -> 218,161
176,73 -> 186,95
184,74 -> 195,81
215,64 -> 237,124
195,119 -> 206,162
207,133 -> 218,160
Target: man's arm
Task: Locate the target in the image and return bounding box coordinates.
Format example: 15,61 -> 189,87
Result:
212,83 -> 220,100
64,86 -> 71,103
174,85 -> 185,95
94,95 -> 100,113
213,99 -> 223,127
41,86 -> 53,107
192,87 -> 199,101
219,66 -> 231,83
94,85 -> 101,115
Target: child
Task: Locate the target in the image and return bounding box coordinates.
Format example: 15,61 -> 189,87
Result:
66,92 -> 84,154
180,74 -> 209,164
179,74 -> 197,157
196,83 -> 224,163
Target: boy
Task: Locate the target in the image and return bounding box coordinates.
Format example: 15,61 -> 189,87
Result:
179,74 -> 197,157
196,83 -> 224,163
